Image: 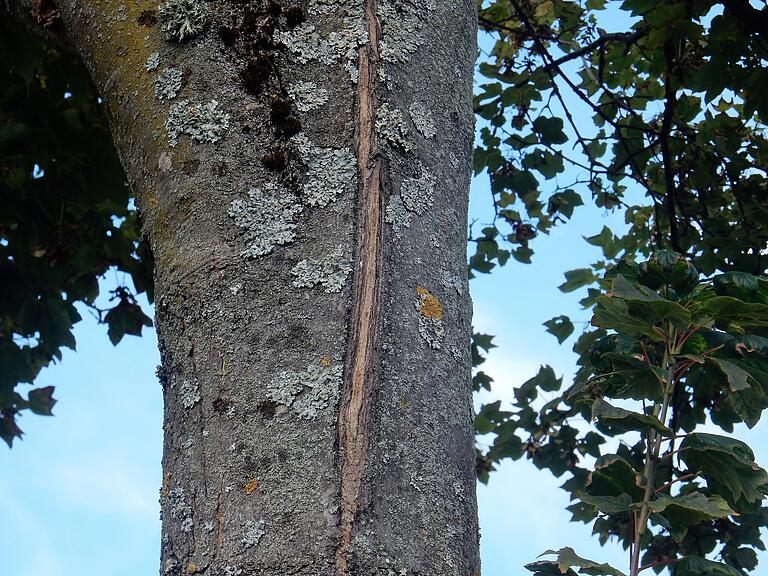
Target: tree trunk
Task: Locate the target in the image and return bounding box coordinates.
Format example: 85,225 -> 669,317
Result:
19,0 -> 479,574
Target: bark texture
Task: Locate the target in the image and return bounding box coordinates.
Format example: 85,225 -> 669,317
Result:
40,0 -> 479,574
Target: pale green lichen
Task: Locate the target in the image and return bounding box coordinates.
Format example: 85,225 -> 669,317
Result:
309,0 -> 361,15
400,167 -> 435,214
275,23 -> 337,65
158,0 -> 206,42
292,135 -> 357,207
418,315 -> 444,349
378,0 -> 437,64
287,81 -> 330,112
145,52 -> 160,71
167,487 -> 193,532
228,183 -> 302,257
274,16 -> 367,81
384,195 -> 412,237
267,361 -> 342,419
409,101 -> 436,139
155,67 -> 182,101
163,559 -> 179,575
241,519 -> 266,548
440,270 -> 464,295
180,378 -> 201,408
291,246 -> 352,293
166,99 -> 230,147
376,103 -> 410,151
385,164 -> 436,237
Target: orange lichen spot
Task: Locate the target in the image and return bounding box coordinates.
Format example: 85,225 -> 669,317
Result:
320,357 -> 331,367
148,194 -> 160,208
398,399 -> 407,410
244,478 -> 259,495
416,287 -> 443,320
187,563 -> 197,574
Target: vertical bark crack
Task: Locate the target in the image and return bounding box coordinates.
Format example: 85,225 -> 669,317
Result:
336,1 -> 382,575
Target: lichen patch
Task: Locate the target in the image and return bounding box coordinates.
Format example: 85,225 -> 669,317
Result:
244,478 -> 259,495
180,378 -> 201,408
375,103 -> 410,151
228,182 -> 302,257
378,0 -> 437,64
145,52 -> 160,71
166,100 -> 230,147
287,81 -> 330,112
158,0 -> 206,42
274,15 -> 367,81
155,67 -> 183,101
241,519 -> 266,548
400,168 -> 435,215
167,487 -> 193,531
266,360 -> 343,419
409,101 -> 436,139
384,195 -> 411,237
440,270 -> 464,296
416,286 -> 442,320
292,135 -> 356,207
291,246 -> 352,293
384,164 -> 436,237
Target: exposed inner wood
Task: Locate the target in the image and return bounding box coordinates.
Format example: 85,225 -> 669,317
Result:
336,1 -> 383,575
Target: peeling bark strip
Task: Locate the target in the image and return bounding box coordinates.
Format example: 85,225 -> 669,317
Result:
336,1 -> 383,575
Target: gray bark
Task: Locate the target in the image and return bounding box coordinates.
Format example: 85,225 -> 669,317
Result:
33,0 -> 479,574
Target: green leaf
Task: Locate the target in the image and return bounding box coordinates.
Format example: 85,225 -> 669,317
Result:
646,492 -> 734,541
692,296 -> 768,330
585,226 -> 621,259
533,116 -> 568,145
585,454 -> 644,501
713,271 -> 760,299
709,358 -> 754,392
591,297 -> 664,341
548,190 -> 583,219
609,274 -> 662,302
525,561 -> 578,576
544,315 -> 575,344
591,398 -> 672,437
535,547 -> 626,576
578,492 -> 633,515
27,386 -> 56,416
516,365 -> 562,402
674,557 -> 742,576
606,275 -> 692,329
560,269 -> 598,293
680,433 -> 768,508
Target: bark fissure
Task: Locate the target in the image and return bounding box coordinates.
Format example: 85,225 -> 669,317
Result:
336,1 -> 383,575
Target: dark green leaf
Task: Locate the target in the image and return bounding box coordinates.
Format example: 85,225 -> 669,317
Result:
591,398 -> 672,437
680,433 -> 768,508
27,386 -> 56,416
536,547 -> 626,576
544,315 -> 575,344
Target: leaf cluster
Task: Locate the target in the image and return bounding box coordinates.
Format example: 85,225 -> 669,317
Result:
472,0 -> 768,277
473,0 -> 768,573
0,22 -> 153,446
478,252 -> 768,575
